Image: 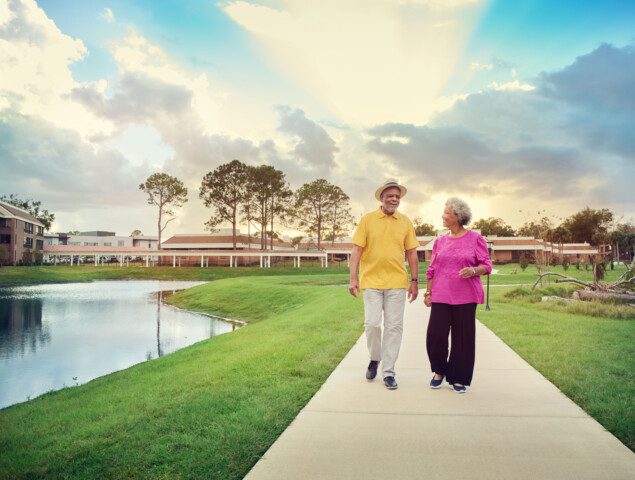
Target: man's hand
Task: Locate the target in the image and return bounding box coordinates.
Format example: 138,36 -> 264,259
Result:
348,279 -> 360,297
408,282 -> 418,303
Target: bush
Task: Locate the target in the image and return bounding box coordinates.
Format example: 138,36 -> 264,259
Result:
21,250 -> 33,266
562,256 -> 570,271
519,253 -> 529,271
575,259 -> 581,270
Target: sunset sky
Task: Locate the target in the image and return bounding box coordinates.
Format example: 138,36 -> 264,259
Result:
1,0 -> 633,238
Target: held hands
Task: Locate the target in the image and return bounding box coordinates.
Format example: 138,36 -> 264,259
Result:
459,266 -> 478,279
348,278 -> 360,297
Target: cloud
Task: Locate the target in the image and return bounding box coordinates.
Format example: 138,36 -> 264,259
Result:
470,62 -> 493,71
0,0 -> 113,139
274,105 -> 338,174
539,43 -> 635,113
0,111 -> 151,210
101,7 -> 115,23
488,80 -> 535,91
537,43 -> 635,159
366,123 -> 594,202
366,42 -> 635,217
222,0 -> 486,125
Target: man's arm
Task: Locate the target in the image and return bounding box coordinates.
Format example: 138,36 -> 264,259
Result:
406,248 -> 419,303
348,245 -> 363,297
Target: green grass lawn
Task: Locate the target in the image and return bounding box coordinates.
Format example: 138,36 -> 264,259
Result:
1,262 -> 633,478
0,275 -> 364,479
0,263 -> 351,285
0,260 -> 627,287
479,286 -> 635,451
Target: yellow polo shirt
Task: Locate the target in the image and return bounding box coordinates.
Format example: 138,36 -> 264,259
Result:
352,208 -> 420,289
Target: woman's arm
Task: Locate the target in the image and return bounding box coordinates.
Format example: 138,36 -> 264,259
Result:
459,234 -> 492,278
424,278 -> 433,307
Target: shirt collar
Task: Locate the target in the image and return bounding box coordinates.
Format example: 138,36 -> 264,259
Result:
376,207 -> 401,220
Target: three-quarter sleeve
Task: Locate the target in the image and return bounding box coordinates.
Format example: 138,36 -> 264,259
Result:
475,234 -> 492,274
425,238 -> 437,279
351,216 -> 367,248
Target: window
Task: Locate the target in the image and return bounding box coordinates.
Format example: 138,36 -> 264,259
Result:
0,218 -> 7,227
0,234 -> 10,244
103,242 -> 112,246
24,222 -> 34,234
84,242 -> 98,246
24,237 -> 33,248
36,226 -> 44,236
69,241 -> 81,246
36,240 -> 43,249
118,240 -> 125,246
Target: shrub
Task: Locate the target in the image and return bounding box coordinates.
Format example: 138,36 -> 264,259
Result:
562,256 -> 570,271
22,250 -> 33,266
519,253 -> 529,271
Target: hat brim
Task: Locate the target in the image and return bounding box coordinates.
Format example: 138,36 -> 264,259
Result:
375,184 -> 407,201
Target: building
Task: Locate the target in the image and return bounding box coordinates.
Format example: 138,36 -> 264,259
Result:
46,231 -> 159,250
0,201 -> 45,265
160,230 -> 296,266
416,235 -> 598,263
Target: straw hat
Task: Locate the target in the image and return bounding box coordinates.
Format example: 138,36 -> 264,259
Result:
375,179 -> 407,201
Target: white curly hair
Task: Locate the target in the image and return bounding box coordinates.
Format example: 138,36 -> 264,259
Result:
445,197 -> 472,226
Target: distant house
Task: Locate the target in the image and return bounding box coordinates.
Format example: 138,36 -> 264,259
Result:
0,201 -> 45,265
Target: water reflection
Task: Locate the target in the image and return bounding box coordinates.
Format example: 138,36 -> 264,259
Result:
0,298 -> 51,357
0,281 -> 237,409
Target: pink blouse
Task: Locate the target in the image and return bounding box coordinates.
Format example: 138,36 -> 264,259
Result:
426,230 -> 492,305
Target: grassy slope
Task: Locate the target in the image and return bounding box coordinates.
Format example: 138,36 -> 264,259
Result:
0,276 -> 363,479
479,287 -> 635,451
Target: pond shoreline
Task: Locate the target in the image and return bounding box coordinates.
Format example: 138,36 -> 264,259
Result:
0,280 -> 236,409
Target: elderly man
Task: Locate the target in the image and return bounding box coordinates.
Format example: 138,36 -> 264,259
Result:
349,179 -> 420,389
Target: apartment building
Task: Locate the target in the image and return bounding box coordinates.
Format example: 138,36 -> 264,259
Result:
0,201 -> 45,265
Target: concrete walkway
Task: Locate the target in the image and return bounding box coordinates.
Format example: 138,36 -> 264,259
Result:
245,301 -> 635,480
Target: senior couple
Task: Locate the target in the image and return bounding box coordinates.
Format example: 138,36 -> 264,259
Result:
349,179 -> 492,393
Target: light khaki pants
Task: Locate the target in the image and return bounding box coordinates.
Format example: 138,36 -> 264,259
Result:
363,288 -> 406,378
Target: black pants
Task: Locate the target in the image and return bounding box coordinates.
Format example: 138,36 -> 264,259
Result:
426,303 -> 476,386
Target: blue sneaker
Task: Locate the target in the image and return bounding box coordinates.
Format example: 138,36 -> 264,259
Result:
452,384 -> 467,393
430,375 -> 444,389
383,376 -> 398,390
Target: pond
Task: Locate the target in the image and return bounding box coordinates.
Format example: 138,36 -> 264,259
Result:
0,280 -> 236,409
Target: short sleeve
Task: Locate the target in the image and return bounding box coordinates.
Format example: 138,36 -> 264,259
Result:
351,216 -> 367,248
404,220 -> 420,251
475,234 -> 492,274
426,238 -> 438,279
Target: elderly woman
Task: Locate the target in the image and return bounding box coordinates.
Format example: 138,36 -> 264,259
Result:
423,197 -> 492,393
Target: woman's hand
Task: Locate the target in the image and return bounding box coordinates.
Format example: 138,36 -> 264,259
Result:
424,292 -> 432,307
459,266 -> 478,278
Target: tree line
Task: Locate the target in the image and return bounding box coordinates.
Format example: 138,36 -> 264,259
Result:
472,209 -> 634,260
3,177 -> 633,260
139,160 -> 354,251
